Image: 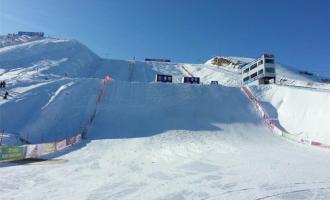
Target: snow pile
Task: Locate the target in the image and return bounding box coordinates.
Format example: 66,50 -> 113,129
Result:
89,80 -> 260,139
0,78 -> 101,143
252,84 -> 330,144
0,38 -> 100,78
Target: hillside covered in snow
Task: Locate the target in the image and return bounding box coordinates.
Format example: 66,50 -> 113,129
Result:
1,36 -> 330,199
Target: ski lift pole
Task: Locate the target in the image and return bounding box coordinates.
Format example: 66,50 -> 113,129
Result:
0,131 -> 3,146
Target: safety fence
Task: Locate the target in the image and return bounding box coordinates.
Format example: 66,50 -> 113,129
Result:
81,75 -> 111,138
241,86 -> 330,149
0,134 -> 82,162
0,76 -> 112,162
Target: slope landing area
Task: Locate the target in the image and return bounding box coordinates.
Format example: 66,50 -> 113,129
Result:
2,81 -> 330,199
251,84 -> 330,145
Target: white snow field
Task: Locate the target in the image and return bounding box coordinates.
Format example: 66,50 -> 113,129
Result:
1,37 -> 330,199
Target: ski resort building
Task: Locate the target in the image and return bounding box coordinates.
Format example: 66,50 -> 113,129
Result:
242,54 -> 276,85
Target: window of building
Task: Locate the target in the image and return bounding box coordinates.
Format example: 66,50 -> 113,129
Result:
258,60 -> 263,65
265,59 -> 274,64
250,72 -> 258,79
265,68 -> 275,73
243,68 -> 249,73
243,76 -> 249,82
250,63 -> 257,70
258,69 -> 264,75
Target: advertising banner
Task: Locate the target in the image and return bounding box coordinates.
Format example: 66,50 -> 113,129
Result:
76,134 -> 82,143
26,144 -> 40,158
145,58 -> 171,62
56,139 -> 67,151
0,146 -> 26,161
67,134 -> 82,146
67,136 -> 76,146
38,143 -> 56,155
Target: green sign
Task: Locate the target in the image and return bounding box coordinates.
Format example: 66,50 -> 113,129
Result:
0,146 -> 27,161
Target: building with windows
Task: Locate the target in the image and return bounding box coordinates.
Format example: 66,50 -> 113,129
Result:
242,54 -> 276,85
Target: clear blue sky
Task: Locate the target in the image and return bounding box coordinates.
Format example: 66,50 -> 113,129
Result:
1,0 -> 330,77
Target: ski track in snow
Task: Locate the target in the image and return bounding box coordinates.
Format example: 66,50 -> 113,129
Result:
41,81 -> 75,110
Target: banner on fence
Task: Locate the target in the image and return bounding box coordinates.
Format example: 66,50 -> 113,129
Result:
0,75 -> 112,161
67,134 -> 81,146
26,144 -> 39,158
38,143 -> 56,155
0,146 -> 26,161
56,139 -> 67,151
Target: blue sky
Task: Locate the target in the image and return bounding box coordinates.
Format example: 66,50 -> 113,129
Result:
1,0 -> 330,77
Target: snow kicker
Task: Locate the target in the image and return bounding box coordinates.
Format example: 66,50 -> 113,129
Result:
0,76 -> 111,162
241,86 -> 330,149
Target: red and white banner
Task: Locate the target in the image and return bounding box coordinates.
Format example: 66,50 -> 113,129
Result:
56,139 -> 67,151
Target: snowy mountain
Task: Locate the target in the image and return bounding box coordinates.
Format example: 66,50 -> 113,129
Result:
1,36 -> 330,199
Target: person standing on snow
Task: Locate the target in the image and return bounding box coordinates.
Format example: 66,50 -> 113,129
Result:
3,91 -> 8,99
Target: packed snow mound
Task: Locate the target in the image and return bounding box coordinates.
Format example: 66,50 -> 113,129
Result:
0,37 -> 158,82
0,78 -> 101,143
89,81 -> 261,139
251,84 -> 330,144
0,38 -> 100,78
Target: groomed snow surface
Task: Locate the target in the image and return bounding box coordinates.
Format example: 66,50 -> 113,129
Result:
1,38 -> 330,199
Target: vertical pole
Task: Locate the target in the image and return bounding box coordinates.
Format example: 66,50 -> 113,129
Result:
26,132 -> 30,144
41,130 -> 44,144
0,130 -> 3,146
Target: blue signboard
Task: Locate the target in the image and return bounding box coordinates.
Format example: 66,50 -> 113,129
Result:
18,31 -> 44,37
156,74 -> 172,83
145,58 -> 171,62
182,77 -> 200,84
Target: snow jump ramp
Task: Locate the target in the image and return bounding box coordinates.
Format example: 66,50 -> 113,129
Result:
87,80 -> 269,140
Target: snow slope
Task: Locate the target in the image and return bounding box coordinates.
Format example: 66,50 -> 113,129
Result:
252,84 -> 330,144
89,81 -> 260,139
1,37 -> 330,199
0,38 -> 158,83
4,75 -> 330,199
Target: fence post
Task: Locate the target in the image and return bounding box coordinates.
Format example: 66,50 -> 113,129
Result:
0,130 -> 3,146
